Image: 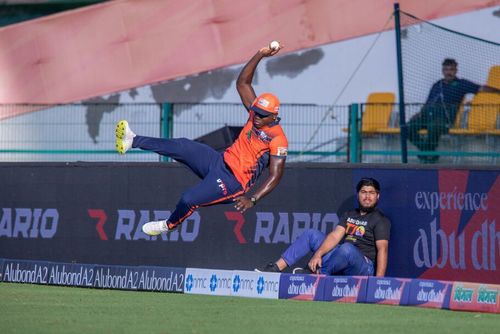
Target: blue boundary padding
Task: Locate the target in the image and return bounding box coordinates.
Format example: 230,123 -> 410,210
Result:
1,258 -> 498,313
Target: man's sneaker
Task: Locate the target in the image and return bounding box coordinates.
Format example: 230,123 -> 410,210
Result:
254,262 -> 281,273
142,220 -> 169,236
115,120 -> 136,154
292,267 -> 314,275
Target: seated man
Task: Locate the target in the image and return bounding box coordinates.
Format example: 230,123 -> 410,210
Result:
256,177 -> 391,277
408,58 -> 500,163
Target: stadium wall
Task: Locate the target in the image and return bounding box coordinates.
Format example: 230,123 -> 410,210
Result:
0,163 -> 498,284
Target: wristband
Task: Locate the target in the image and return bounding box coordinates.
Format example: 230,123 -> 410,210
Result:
250,197 -> 257,206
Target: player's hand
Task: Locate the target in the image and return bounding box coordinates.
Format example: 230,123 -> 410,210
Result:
308,255 -> 322,274
233,196 -> 254,213
259,42 -> 283,57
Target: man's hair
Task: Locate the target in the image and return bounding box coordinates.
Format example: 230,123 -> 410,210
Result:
356,177 -> 381,193
442,58 -> 458,67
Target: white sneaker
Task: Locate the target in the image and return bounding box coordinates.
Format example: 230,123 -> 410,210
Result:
115,120 -> 136,154
142,220 -> 169,236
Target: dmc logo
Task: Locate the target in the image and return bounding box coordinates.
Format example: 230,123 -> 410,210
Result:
210,274 -> 218,292
186,274 -> 194,292
257,276 -> 265,294
233,275 -> 241,292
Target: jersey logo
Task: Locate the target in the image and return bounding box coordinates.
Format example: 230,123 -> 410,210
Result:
251,128 -> 271,143
216,178 -> 228,196
346,222 -> 366,237
277,147 -> 288,156
258,130 -> 270,141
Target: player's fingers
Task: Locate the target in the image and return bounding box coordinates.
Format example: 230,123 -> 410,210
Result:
308,261 -> 315,271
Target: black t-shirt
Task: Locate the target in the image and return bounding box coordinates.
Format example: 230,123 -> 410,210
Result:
424,78 -> 480,124
338,208 -> 391,263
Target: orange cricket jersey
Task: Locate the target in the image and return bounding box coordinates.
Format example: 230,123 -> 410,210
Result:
223,111 -> 288,190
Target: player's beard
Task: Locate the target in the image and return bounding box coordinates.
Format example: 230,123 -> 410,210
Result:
358,201 -> 377,213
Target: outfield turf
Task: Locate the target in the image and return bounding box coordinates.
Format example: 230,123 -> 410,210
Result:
0,282 -> 499,334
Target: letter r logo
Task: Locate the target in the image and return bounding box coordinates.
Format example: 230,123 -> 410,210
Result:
225,211 -> 247,244
88,209 -> 108,240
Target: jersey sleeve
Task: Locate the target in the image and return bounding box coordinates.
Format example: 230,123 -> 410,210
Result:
461,79 -> 480,95
269,134 -> 288,157
374,217 -> 391,241
337,212 -> 348,229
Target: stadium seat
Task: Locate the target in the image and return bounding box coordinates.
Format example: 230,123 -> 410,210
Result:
378,97 -> 468,136
449,93 -> 500,135
486,65 -> 500,90
360,92 -> 396,134
452,100 -> 466,129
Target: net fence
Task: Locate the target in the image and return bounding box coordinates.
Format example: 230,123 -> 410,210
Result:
398,10 -> 500,164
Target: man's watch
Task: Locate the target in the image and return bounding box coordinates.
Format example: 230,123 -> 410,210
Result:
250,197 -> 257,206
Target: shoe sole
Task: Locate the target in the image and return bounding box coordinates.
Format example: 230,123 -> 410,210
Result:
143,231 -> 161,236
115,120 -> 128,154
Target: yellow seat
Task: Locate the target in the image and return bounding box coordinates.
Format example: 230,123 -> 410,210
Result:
376,128 -> 400,134
377,97 -> 467,136
361,92 -> 395,134
448,93 -> 500,135
486,65 -> 500,90
452,100 -> 466,129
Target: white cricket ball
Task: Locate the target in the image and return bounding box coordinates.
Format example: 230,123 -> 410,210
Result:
269,40 -> 280,50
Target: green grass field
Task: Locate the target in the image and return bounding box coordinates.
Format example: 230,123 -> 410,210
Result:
0,282 -> 498,334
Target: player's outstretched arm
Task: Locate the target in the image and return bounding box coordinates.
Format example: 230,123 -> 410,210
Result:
236,43 -> 282,110
233,155 -> 285,213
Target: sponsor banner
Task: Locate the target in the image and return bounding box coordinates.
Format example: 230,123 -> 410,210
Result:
278,273 -> 326,301
407,279 -> 453,309
0,164 -> 348,271
365,277 -> 411,305
1,163 -> 497,285
91,265 -> 185,292
46,263 -> 95,288
322,276 -> 368,303
230,271 -> 280,299
184,268 -> 233,296
1,258 -> 53,285
0,258 -> 185,293
449,282 -> 500,313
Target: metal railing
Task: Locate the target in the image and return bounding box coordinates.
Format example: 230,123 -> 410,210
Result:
0,102 -> 498,164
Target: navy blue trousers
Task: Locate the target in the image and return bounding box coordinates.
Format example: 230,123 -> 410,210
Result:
133,136 -> 244,227
281,229 -> 374,276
